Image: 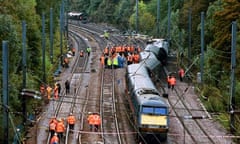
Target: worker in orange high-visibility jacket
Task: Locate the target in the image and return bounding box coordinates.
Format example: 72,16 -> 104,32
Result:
50,133 -> 59,144
169,76 -> 176,90
46,85 -> 52,99
67,113 -> 76,132
87,112 -> 94,131
104,47 -> 109,56
54,83 -> 59,99
93,113 -> 101,132
178,68 -> 185,82
100,54 -> 105,68
49,119 -> 57,138
56,119 -> 65,140
133,53 -> 140,64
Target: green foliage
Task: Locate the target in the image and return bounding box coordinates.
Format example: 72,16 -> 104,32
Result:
202,86 -> 225,112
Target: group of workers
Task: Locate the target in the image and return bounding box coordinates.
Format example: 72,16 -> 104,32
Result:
49,113 -> 76,144
87,112 -> 101,132
40,79 -> 72,101
49,112 -> 101,143
167,68 -> 185,90
40,83 -> 61,100
99,44 -> 141,69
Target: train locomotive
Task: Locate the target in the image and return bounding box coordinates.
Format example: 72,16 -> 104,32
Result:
126,39 -> 169,143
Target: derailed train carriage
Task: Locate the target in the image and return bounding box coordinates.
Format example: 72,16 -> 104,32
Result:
126,39 -> 169,143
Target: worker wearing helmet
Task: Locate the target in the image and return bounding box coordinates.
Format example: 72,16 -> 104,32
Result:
47,85 -> 52,100
67,113 -> 76,132
56,118 -> 65,140
49,118 -> 57,138
169,76 -> 176,90
100,54 -> 105,68
178,68 -> 185,82
93,113 -> 101,132
50,133 -> 59,144
87,112 -> 94,131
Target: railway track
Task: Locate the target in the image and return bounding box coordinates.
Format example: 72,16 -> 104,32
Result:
163,55 -> 216,144
45,30 -> 90,144
99,68 -> 123,144
36,21 -> 148,144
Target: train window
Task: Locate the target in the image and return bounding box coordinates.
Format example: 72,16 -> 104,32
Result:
142,107 -> 153,113
154,107 -> 167,115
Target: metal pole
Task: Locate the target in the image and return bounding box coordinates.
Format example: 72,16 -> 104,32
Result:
188,8 -> 192,62
60,3 -> 63,59
157,0 -> 160,37
22,21 -> 27,124
136,0 -> 138,33
200,12 -> 204,84
42,13 -> 46,83
167,0 -> 171,41
2,40 -> 9,144
230,21 -> 237,134
50,8 -> 53,64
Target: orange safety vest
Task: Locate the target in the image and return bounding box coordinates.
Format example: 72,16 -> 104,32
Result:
169,77 -> 176,86
50,135 -> 59,144
93,114 -> 101,125
49,122 -> 56,130
47,86 -> 52,99
54,85 -> 58,99
104,48 -> 109,55
67,115 -> 76,125
179,69 -> 185,77
133,54 -> 139,63
130,46 -> 134,52
87,115 -> 94,125
56,122 -> 65,132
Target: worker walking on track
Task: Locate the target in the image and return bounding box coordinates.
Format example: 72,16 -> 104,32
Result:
56,118 -> 65,140
57,83 -> 61,96
100,54 -> 105,68
86,47 -> 91,56
65,80 -> 70,95
178,68 -> 185,82
80,50 -> 84,57
50,133 -> 59,144
87,112 -> 94,131
49,117 -> 57,138
67,113 -> 76,132
54,83 -> 59,99
169,76 -> 176,90
93,113 -> 101,132
47,85 -> 52,100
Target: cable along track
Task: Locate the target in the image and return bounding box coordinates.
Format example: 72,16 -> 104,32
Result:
100,68 -> 123,144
